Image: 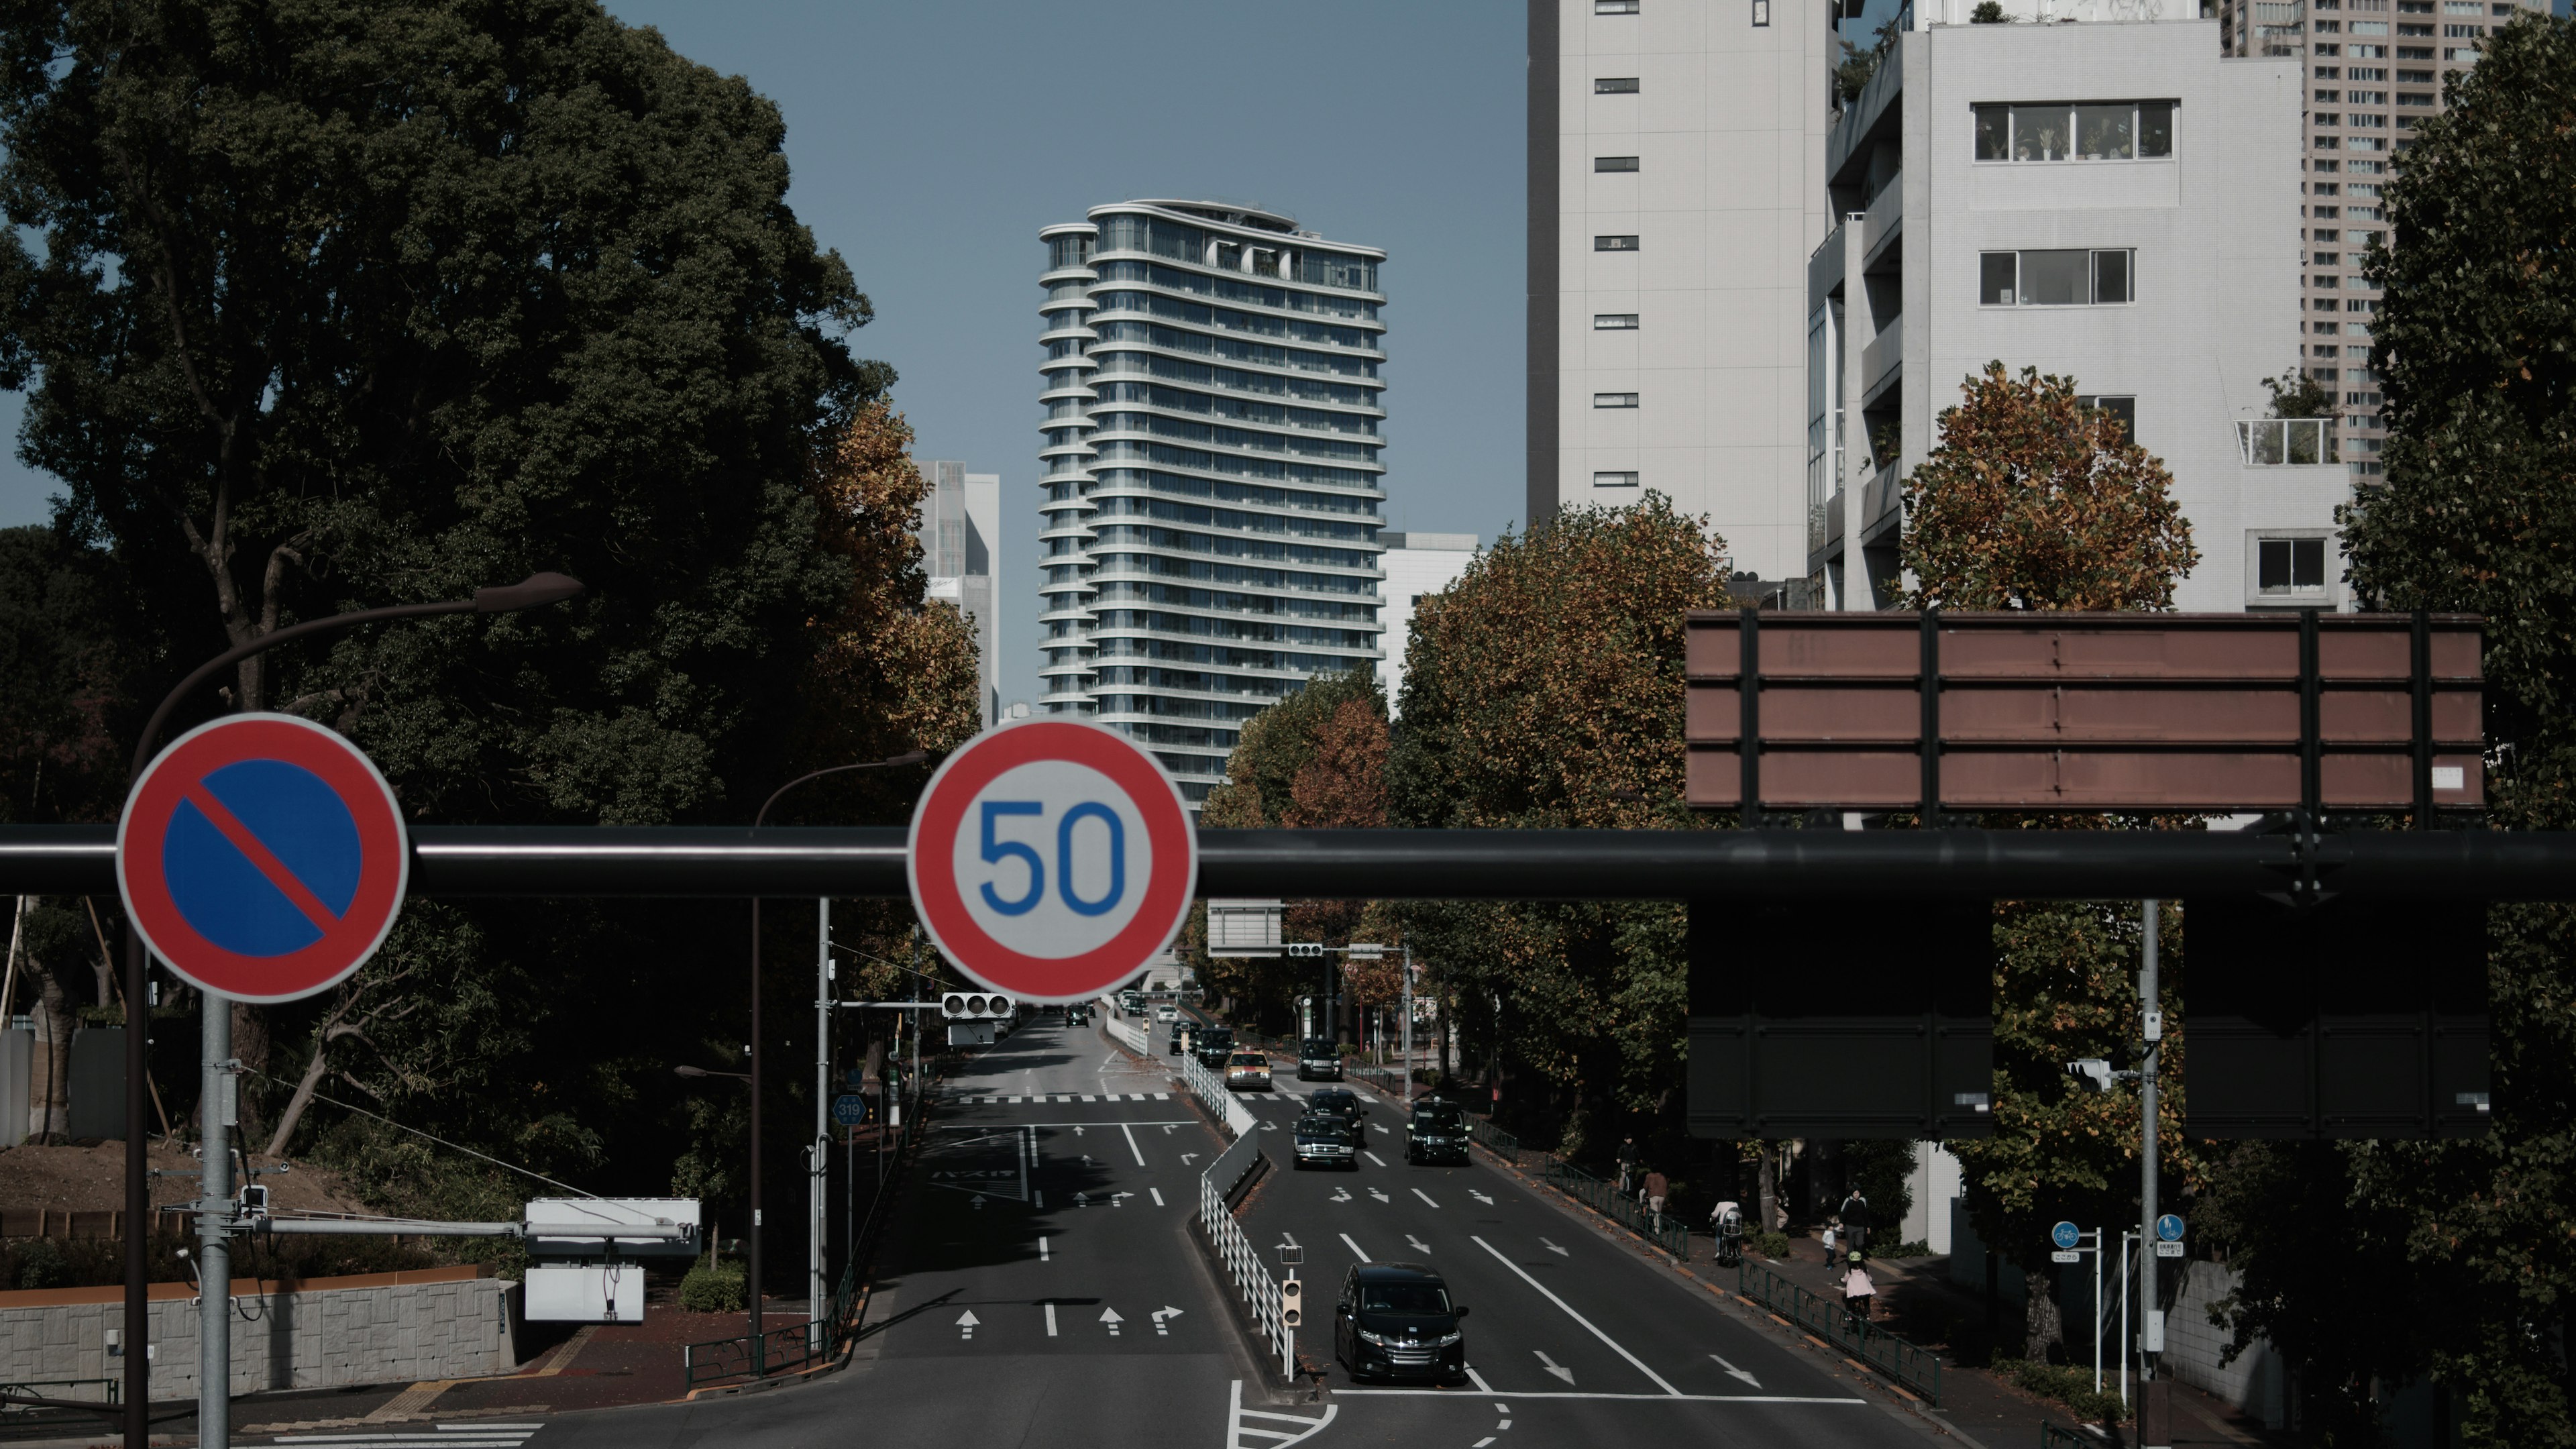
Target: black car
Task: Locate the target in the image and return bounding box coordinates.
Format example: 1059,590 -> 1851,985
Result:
1334,1263 -> 1466,1383
1191,1028 -> 1238,1069
1296,1037 -> 1342,1081
1291,1112 -> 1358,1170
1065,1004 -> 1091,1026
1307,1087 -> 1364,1126
1405,1103 -> 1470,1165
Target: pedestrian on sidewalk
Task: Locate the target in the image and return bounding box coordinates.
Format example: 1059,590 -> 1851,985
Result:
1842,1251 -> 1876,1330
1837,1185 -> 1872,1257
1642,1169 -> 1669,1230
1615,1136 -> 1640,1195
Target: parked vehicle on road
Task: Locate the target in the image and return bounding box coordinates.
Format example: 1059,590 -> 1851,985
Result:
1334,1263 -> 1466,1383
1291,1112 -> 1358,1169
1404,1102 -> 1469,1165
1297,1037 -> 1342,1081
1224,1051 -> 1273,1091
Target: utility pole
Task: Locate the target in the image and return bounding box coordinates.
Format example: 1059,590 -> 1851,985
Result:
198,1003 -> 233,1448
1399,943 -> 1413,1109
2138,899 -> 2168,1444
810,898 -> 830,1351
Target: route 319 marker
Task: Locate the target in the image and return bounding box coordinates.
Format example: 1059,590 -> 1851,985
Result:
908,720 -> 1196,1004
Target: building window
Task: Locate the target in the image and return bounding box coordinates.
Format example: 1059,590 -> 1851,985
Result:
1593,472 -> 1641,488
1595,235 -> 1641,251
2315,274 -> 2342,288
2255,537 -> 2330,597
1596,156 -> 1641,172
1980,249 -> 2137,306
1593,313 -> 1640,329
1595,393 -> 1641,408
2239,419 -> 2341,466
1596,76 -> 1641,93
1595,0 -> 1640,12
2076,394 -> 2138,442
1753,0 -> 1772,23
1974,101 -> 2177,162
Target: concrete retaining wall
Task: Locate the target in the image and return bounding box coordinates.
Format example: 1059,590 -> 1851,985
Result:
0,1266 -> 521,1399
2163,1258 -> 2288,1430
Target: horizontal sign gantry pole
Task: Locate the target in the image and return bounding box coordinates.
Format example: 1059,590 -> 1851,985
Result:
5,822 -> 2573,902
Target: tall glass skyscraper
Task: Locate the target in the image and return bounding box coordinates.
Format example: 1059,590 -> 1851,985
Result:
1036,200 -> 1388,803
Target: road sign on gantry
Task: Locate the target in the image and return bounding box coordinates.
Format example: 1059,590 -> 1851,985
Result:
117,713 -> 410,1003
908,720 -> 1196,1005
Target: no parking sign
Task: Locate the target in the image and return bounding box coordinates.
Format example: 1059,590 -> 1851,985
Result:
117,713 -> 410,1003
906,720 -> 1196,1004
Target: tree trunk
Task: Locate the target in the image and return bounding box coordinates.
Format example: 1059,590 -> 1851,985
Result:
1758,1142 -> 1780,1232
30,953 -> 72,1140
264,1026 -> 335,1159
2025,1264 -> 2066,1362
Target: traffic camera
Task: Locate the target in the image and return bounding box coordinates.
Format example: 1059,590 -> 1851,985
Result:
942,991 -> 1014,1020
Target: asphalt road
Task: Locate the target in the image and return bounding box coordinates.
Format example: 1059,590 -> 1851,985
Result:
488,1014 -> 1941,1449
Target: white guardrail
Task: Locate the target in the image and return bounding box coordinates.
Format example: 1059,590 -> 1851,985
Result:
1179,1049 -> 1259,1137
1102,1000 -> 1151,1057
1181,1043 -> 1289,1377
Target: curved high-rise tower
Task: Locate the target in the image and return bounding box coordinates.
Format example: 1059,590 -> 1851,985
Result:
1036,201 -> 1388,804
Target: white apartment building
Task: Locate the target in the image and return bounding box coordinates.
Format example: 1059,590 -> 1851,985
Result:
2216,0 -> 2549,482
1375,532 -> 1480,714
1810,3 -> 2352,612
916,460 -> 1001,727
1035,202 -> 1388,802
1530,0 -> 1837,580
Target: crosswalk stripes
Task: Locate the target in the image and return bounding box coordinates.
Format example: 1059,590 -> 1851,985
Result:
1227,1380 -> 1336,1447
947,1092 -> 1171,1104
250,1421 -> 543,1448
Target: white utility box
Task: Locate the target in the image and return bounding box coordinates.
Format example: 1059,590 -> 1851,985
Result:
525,1263 -> 645,1323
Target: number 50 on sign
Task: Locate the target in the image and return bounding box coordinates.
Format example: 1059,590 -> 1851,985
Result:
907,720 -> 1197,1004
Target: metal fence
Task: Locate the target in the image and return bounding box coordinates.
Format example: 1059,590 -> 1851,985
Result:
1199,1132 -> 1290,1379
1179,1048 -> 1257,1138
1461,1114 -> 1690,1260
682,1083 -> 921,1389
1735,1258 -> 1943,1405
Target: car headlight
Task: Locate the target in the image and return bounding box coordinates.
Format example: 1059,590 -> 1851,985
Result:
1357,1328 -> 1387,1347
1437,1331 -> 1463,1346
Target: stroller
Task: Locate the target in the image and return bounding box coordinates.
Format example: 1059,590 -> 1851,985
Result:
1712,1200 -> 1746,1267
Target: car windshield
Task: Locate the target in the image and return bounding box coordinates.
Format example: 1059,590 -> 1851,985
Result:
1411,1110 -> 1462,1131
1229,1053 -> 1265,1066
1360,1281 -> 1450,1314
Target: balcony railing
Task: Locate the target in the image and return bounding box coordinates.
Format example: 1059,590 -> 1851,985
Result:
2237,417 -> 2341,466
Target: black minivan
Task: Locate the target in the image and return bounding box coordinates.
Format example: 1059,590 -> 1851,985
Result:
1334,1263 -> 1466,1383
1297,1037 -> 1342,1081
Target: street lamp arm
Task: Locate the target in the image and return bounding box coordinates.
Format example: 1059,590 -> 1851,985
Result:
754,749 -> 932,828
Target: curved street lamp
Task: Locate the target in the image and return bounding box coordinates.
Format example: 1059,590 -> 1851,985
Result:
117,573 -> 582,1449
743,749 -> 928,1371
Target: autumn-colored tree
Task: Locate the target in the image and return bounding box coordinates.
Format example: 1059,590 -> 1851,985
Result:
1388,496 -> 1727,1163
1901,362 -> 2198,610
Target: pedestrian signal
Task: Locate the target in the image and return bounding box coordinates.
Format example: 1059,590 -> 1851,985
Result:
1279,1277 -> 1303,1328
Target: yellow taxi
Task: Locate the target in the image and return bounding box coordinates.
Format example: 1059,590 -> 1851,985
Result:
1224,1051 -> 1274,1091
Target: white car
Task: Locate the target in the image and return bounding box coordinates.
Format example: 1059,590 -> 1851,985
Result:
1154,1004 -> 1177,1022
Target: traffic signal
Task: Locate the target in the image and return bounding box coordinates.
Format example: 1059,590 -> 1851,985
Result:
942,991 -> 1014,1020
1279,1277 -> 1303,1328
2066,1059 -> 2118,1093
1287,943 -> 1324,959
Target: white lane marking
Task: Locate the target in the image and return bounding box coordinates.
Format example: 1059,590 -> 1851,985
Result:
1121,1122 -> 1146,1166
956,1309 -> 979,1340
1412,1187 -> 1440,1208
1034,1189 -> 1044,1208
1333,1389 -> 1868,1402
1364,1151 -> 1387,1167
1535,1349 -> 1574,1384
1474,1440 -> 1495,1448
1470,1235 -> 1682,1397
1339,1232 -> 1371,1262
1228,1379 -> 1339,1448
1540,1238 -> 1568,1256
1331,1186 -> 1354,1203
1045,1303 -> 1058,1336
1494,1403 -> 1510,1413
1152,1305 -> 1184,1336
1040,1234 -> 1051,1261
1368,1187 -> 1390,1203
1471,1189 -> 1495,1205
1279,1232 -> 1303,1248
1151,1187 -> 1165,1206
1407,1234 -> 1432,1255
1711,1352 -> 1762,1389
1466,1363 -> 1495,1393
1102,1305 -> 1124,1336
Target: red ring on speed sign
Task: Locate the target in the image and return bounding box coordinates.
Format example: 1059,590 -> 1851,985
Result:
908,720 -> 1196,1004
117,714 -> 410,1004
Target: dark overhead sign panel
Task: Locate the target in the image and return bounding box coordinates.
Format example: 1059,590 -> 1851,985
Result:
1684,610 -> 2483,816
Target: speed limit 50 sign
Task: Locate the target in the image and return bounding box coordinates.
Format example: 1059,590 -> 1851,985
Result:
907,720 -> 1197,1004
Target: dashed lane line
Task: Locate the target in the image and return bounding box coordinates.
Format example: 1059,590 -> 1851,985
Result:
1469,1235 -> 1682,1397
1339,1232 -> 1371,1262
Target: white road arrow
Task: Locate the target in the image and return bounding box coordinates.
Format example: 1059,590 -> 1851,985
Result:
1181,1152 -> 1201,1166
1406,1234 -> 1432,1254
1709,1352 -> 1762,1389
1111,1191 -> 1134,1208
1368,1187 -> 1391,1203
1074,1126 -> 1087,1136
1540,1237 -> 1568,1256
956,1310 -> 980,1340
1260,1119 -> 1279,1132
1535,1350 -> 1574,1385
1330,1187 -> 1354,1203
1101,1306 -> 1124,1336
1075,1191 -> 1090,1208
1151,1305 -> 1185,1336
971,1195 -> 985,1210
1373,1124 -> 1391,1134
1081,1155 -> 1094,1165
1470,1190 -> 1494,1205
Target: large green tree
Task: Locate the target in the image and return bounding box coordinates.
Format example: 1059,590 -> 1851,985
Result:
2227,17 -> 2576,1443
0,0 -> 965,1276
1387,496 -> 1726,1164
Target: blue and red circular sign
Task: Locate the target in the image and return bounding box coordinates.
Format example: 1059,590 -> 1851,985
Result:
117,713 -> 410,1003
908,720 -> 1195,1004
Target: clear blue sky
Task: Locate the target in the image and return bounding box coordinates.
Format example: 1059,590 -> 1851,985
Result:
0,1 -> 1529,714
